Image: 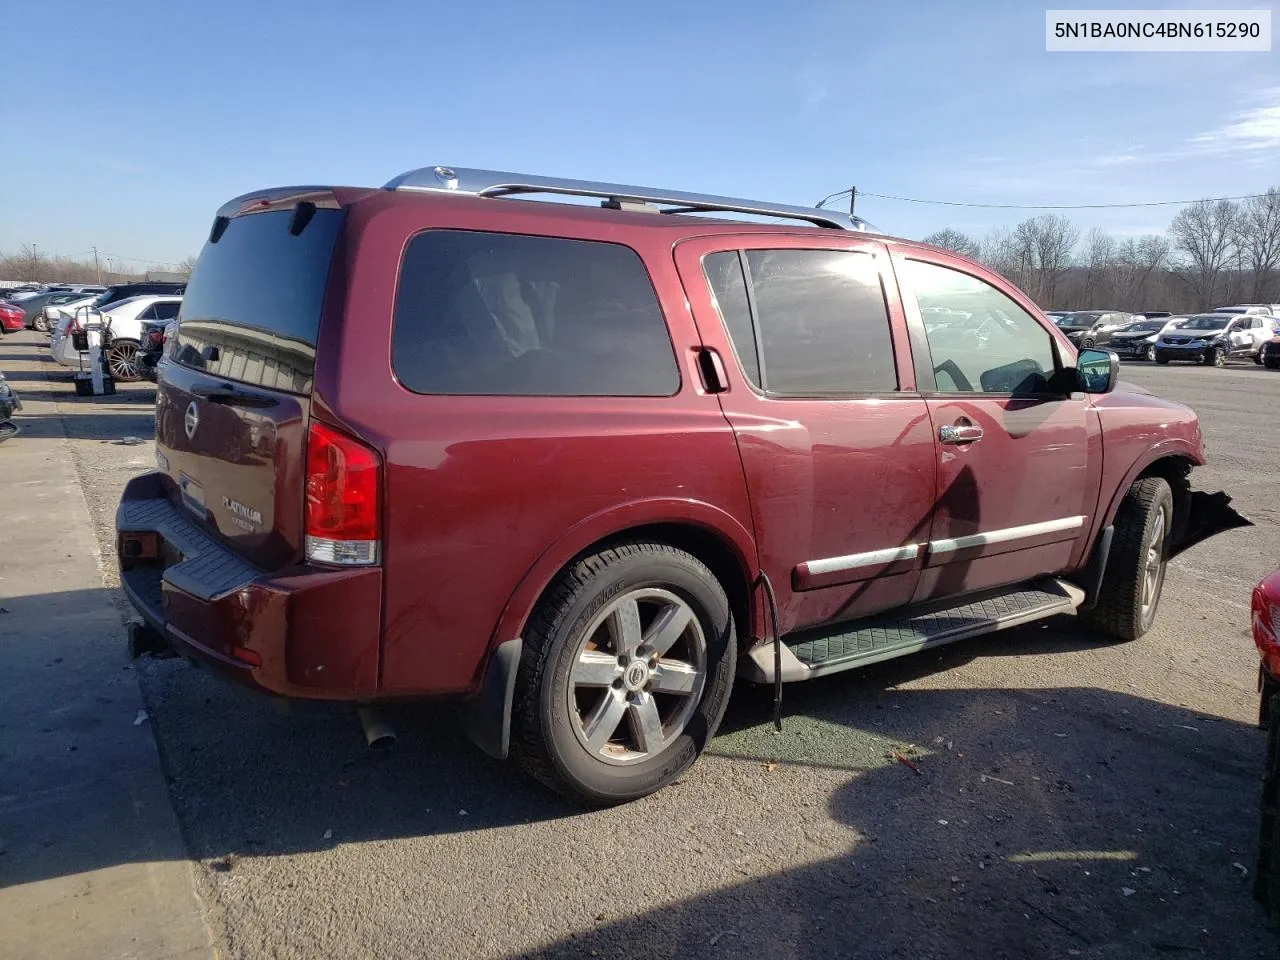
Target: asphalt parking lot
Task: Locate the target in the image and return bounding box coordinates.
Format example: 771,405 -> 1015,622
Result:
2,329 -> 1278,959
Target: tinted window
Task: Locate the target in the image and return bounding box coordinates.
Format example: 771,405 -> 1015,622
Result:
703,252 -> 760,386
154,301 -> 180,321
905,259 -> 1057,395
392,230 -> 678,397
743,249 -> 897,395
136,304 -> 158,321
173,208 -> 342,393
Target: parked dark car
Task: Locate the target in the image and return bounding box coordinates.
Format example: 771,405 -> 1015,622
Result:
115,166 -> 1247,805
1261,336 -> 1280,370
1136,311 -> 1172,319
1052,310 -> 1129,348
138,318 -> 175,381
0,370 -> 21,440
1108,317 -> 1180,361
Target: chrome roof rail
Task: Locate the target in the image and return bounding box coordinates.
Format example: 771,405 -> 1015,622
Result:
383,165 -> 875,232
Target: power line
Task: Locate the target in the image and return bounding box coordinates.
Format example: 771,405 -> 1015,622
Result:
829,189 -> 1272,210
97,251 -> 186,267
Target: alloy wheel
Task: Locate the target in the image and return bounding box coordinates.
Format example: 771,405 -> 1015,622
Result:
1140,507 -> 1167,620
567,587 -> 707,766
107,341 -> 141,381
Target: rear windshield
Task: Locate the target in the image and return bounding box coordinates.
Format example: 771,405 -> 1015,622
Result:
172,207 -> 343,393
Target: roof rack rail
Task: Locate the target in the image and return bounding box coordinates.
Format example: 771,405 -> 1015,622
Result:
383,165 -> 875,232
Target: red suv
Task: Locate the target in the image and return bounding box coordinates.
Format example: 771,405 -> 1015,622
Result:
116,166 -> 1248,805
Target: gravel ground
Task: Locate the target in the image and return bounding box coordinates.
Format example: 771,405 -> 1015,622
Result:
4,329 -> 1278,959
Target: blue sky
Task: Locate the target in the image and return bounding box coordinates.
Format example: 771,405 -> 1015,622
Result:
1,0 -> 1277,266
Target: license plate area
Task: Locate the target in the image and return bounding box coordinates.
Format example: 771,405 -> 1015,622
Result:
179,472 -> 207,520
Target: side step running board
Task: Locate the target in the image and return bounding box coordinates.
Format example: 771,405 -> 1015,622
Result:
741,578 -> 1086,684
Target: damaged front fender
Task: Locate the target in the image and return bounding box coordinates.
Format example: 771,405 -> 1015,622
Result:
1168,489 -> 1253,560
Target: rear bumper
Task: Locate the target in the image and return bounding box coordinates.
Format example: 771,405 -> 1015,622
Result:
116,472 -> 384,700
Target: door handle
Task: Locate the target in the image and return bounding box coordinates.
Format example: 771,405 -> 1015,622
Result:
939,422 -> 983,444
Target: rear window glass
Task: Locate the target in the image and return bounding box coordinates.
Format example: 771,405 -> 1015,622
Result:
172,208 -> 343,393
392,230 -> 679,397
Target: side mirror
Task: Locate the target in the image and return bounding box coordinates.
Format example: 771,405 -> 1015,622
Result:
1075,348 -> 1118,394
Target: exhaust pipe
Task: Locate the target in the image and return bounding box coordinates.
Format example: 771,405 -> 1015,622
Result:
358,707 -> 396,750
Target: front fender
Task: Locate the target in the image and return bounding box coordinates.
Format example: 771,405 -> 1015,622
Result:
1097,440 -> 1250,558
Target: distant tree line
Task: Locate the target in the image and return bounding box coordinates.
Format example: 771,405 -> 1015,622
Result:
923,188 -> 1280,313
0,244 -> 196,286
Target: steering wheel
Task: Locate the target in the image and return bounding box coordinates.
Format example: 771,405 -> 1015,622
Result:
933,358 -> 974,393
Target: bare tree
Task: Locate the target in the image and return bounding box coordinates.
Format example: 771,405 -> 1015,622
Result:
7,244 -> 46,281
977,226 -> 1019,280
1236,188 -> 1280,303
922,228 -> 980,259
1009,214 -> 1079,305
1113,235 -> 1171,308
1169,199 -> 1238,310
1081,227 -> 1116,308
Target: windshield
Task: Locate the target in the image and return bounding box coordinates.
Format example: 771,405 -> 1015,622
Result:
1176,316 -> 1229,331
1125,320 -> 1166,333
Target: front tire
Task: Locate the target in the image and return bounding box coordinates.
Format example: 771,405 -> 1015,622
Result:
1266,356 -> 1280,370
1205,346 -> 1225,367
1080,476 -> 1173,642
1155,353 -> 1170,365
511,542 -> 736,806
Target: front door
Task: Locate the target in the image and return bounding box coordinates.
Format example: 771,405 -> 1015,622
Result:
891,252 -> 1096,603
675,236 -> 937,636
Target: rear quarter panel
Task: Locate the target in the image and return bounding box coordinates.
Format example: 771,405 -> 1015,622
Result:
313,193 -> 757,697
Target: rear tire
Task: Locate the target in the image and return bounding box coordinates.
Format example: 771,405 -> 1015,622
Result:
1080,476 -> 1173,642
32,315 -> 49,333
1155,354 -> 1170,365
511,542 -> 736,806
1144,344 -> 1156,362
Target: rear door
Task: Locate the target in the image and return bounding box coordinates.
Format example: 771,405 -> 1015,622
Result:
891,250 -> 1095,603
155,196 -> 344,570
675,235 -> 936,636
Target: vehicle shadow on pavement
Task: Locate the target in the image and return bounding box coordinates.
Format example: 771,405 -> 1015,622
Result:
4,600 -> 1276,956
509,680 -> 1275,958
14,411 -> 157,442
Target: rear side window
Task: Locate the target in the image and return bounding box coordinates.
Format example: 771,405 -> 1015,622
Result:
703,252 -> 760,387
154,301 -> 180,321
392,230 -> 679,397
703,248 -> 897,396
173,208 -> 343,393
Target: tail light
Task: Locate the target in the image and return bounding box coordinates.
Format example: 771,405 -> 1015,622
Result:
304,421 -> 381,566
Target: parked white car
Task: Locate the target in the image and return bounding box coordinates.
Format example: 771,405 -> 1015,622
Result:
52,295 -> 182,381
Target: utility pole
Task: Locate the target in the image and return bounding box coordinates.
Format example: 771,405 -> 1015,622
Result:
849,187 -> 857,217
92,246 -> 101,284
